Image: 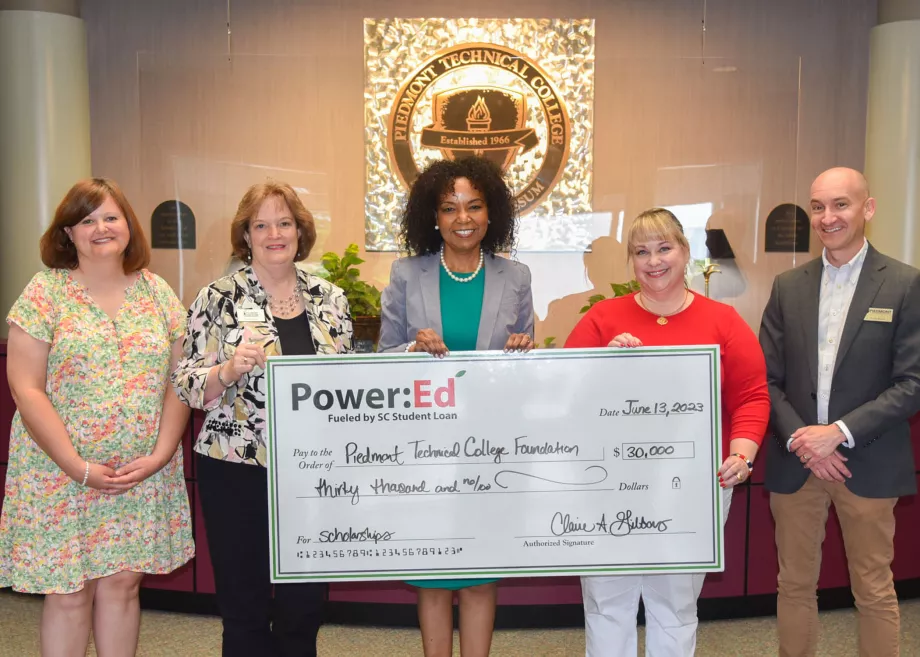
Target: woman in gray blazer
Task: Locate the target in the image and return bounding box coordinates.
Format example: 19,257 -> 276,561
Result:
378,157 -> 534,657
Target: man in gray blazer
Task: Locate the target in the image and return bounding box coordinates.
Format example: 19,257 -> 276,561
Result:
759,167 -> 920,657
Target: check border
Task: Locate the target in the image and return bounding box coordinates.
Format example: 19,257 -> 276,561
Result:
266,346 -> 722,582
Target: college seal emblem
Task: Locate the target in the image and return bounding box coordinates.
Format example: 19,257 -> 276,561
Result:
388,43 -> 571,215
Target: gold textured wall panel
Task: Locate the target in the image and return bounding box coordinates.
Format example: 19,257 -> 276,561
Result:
363,18 -> 594,251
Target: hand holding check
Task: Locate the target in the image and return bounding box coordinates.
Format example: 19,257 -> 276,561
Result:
221,332 -> 267,384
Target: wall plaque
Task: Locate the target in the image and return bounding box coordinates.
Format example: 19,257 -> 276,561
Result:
151,200 -> 196,250
764,203 -> 809,253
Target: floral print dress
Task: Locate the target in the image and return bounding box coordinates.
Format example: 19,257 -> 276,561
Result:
0,269 -> 194,594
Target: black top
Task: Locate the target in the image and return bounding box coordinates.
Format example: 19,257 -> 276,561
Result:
274,311 -> 316,356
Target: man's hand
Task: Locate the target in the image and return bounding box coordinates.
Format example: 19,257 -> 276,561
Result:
806,450 -> 852,483
790,424 -> 846,462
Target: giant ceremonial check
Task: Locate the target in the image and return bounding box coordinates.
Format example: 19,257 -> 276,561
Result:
265,347 -> 723,583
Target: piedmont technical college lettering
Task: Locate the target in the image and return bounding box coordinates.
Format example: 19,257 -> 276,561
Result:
387,42 -> 570,215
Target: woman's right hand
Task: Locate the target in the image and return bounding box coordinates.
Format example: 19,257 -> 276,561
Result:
409,328 -> 449,357
222,340 -> 267,383
608,333 -> 643,348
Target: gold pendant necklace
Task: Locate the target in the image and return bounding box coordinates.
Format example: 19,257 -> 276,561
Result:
640,290 -> 690,326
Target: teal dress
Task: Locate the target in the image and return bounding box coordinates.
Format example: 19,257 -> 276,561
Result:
409,267 -> 499,591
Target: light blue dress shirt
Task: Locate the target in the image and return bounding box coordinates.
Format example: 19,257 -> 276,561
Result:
787,238 -> 868,450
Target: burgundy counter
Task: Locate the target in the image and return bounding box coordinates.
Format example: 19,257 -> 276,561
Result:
2,338 -> 920,625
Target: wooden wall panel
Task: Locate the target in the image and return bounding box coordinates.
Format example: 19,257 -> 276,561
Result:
80,0 -> 876,340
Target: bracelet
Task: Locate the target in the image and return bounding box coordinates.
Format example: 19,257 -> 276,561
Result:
81,461 -> 90,486
405,340 -> 417,353
216,364 -> 234,388
731,452 -> 754,472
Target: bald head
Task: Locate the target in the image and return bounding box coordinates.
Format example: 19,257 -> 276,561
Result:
811,167 -> 870,201
809,167 -> 876,266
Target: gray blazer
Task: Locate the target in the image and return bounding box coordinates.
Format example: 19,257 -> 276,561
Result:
759,244 -> 920,498
378,253 -> 534,352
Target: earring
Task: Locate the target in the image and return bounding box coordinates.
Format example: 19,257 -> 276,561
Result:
434,224 -> 439,231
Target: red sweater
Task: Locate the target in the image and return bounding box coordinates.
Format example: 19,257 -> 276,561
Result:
565,293 -> 769,453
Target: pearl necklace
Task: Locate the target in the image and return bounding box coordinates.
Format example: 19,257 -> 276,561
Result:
267,279 -> 303,317
440,245 -> 484,283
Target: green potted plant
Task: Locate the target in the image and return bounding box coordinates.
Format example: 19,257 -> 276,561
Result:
537,281 -> 639,349
317,243 -> 382,351
579,280 -> 640,313
538,280 -> 639,349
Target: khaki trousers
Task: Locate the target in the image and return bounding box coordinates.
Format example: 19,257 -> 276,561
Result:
770,475 -> 899,657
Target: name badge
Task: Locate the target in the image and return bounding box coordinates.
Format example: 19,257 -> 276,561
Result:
237,303 -> 266,323
865,307 -> 893,323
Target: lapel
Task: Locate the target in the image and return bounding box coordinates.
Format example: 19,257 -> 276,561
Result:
232,266 -> 281,354
419,254 -> 443,337
798,259 -> 822,390
477,254 -> 507,350
833,245 -> 885,377
236,266 -> 268,306
298,268 -> 335,355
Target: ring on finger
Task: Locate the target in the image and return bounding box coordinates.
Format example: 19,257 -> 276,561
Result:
736,472 -> 743,482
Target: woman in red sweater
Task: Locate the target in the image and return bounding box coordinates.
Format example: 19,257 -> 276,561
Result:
565,208 -> 769,657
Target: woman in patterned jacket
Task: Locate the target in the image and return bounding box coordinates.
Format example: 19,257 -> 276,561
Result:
172,181 -> 353,657
2,178 -> 194,655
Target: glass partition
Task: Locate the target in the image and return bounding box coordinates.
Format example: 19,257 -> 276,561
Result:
137,51 -> 803,342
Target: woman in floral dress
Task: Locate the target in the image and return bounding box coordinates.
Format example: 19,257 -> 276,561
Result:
1,178 -> 194,656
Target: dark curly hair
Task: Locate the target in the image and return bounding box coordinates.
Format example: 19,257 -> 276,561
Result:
400,156 -> 517,255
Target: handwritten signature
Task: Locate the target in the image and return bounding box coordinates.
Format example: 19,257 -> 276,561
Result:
550,510 -> 671,537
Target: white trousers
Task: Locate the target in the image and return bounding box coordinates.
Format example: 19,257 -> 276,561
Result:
582,487 -> 734,657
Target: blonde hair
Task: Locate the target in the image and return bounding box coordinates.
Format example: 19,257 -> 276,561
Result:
626,208 -> 690,262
